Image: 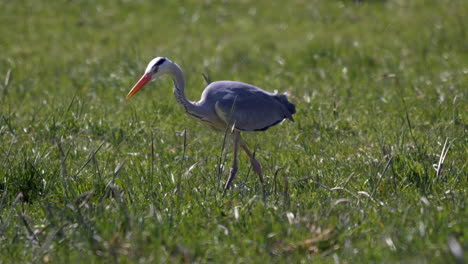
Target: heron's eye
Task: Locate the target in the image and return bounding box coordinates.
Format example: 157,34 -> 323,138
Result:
153,66 -> 159,73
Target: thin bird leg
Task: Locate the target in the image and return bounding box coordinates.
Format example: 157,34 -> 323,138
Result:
239,137 -> 265,191
224,132 -> 240,190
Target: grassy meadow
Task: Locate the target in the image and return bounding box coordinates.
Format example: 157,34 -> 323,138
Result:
1,0 -> 467,262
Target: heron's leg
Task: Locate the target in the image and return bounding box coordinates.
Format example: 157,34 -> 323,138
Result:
224,132 -> 240,190
239,136 -> 265,191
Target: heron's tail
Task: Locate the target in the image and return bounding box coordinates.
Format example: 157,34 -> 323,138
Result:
276,93 -> 296,120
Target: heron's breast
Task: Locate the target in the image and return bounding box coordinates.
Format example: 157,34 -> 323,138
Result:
187,111 -> 225,131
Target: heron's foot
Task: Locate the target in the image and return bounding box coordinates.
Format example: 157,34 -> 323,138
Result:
224,166 -> 238,191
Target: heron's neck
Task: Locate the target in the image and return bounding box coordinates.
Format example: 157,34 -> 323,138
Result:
169,63 -> 197,114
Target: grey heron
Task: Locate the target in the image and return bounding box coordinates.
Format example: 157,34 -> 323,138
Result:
126,57 -> 295,191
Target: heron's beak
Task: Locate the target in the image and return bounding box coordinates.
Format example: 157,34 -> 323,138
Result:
126,72 -> 152,99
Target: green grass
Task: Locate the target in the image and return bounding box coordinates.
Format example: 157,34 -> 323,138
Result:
1,0 -> 467,262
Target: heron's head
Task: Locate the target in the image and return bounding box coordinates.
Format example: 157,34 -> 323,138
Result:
126,57 -> 172,99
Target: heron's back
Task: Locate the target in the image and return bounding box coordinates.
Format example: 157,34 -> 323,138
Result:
200,81 -> 296,131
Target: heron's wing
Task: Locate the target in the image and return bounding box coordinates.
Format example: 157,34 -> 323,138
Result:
214,92 -> 292,132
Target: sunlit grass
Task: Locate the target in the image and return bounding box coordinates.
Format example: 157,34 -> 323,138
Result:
0,0 -> 467,262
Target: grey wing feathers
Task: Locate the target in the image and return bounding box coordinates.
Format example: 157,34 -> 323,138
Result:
214,90 -> 295,132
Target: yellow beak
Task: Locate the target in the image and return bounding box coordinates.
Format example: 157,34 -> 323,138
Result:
126,72 -> 152,99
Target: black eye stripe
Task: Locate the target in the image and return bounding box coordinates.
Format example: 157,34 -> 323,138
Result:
155,58 -> 166,66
